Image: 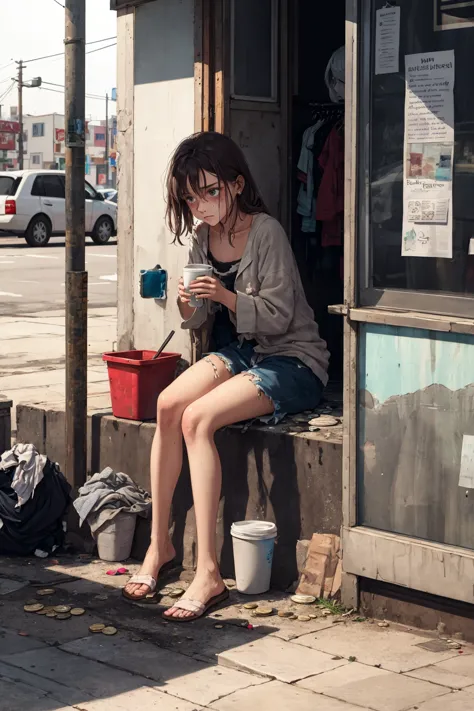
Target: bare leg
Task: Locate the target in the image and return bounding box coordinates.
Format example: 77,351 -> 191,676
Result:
124,355 -> 232,598
164,373 -> 273,618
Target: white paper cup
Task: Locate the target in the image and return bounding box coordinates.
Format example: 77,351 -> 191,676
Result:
231,520 -> 277,595
183,263 -> 213,308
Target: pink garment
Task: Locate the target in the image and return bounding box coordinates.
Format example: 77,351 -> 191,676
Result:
316,127 -> 344,247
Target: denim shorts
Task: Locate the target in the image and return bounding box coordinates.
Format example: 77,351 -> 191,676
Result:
205,340 -> 324,424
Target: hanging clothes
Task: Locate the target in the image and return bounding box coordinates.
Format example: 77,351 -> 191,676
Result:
296,121 -> 324,233
316,127 -> 344,247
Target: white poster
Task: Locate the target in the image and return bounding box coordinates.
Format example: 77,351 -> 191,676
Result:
459,435 -> 474,489
402,51 -> 455,258
375,7 -> 401,75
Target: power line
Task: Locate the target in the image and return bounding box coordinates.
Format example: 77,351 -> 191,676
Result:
0,82 -> 15,104
86,43 -> 117,55
52,0 -> 65,6
36,85 -> 111,102
40,80 -> 113,100
23,37 -> 117,64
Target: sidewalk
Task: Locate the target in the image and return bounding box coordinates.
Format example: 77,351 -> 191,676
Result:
0,307 -> 115,430
0,554 -> 472,711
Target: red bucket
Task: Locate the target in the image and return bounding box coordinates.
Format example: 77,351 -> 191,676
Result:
103,350 -> 181,421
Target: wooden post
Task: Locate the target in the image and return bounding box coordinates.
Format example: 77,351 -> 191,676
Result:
65,0 -> 87,487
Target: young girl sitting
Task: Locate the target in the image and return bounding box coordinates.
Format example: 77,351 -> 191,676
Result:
123,131 -> 329,621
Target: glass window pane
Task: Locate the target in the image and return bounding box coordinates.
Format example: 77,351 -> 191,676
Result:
42,175 -> 64,199
232,0 -> 275,99
368,0 -> 474,296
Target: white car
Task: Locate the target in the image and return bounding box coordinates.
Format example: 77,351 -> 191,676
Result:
97,187 -> 117,203
0,170 -> 117,247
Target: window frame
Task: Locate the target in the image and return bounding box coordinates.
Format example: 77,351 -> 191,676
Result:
358,0 -> 474,319
230,0 -> 279,103
32,123 -> 45,138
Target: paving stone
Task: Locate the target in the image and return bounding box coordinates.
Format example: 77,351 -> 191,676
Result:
432,655 -> 474,683
407,664 -> 474,690
0,659 -> 95,706
0,676 -> 75,711
5,647 -> 153,699
413,691 -> 474,710
217,634 -> 348,683
0,626 -> 47,656
61,635 -> 266,706
297,661 -> 446,711
294,622 -> 462,673
209,679 -> 365,711
74,687 -> 204,710
0,578 -> 29,595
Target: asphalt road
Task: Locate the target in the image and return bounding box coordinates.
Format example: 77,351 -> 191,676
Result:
0,234 -> 117,316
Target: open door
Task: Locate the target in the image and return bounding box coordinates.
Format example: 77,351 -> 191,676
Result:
213,0 -> 290,231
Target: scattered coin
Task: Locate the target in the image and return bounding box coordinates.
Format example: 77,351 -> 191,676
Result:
102,626 -> 118,636
168,589 -> 185,598
130,635 -> 143,642
36,608 -> 51,615
214,624 -> 224,629
321,609 -> 332,616
46,612 -> 57,618
89,623 -> 106,633
291,594 -> 316,605
24,604 -> 44,613
243,602 -> 259,610
297,615 -> 311,622
70,608 -> 86,616
448,641 -> 461,649
278,610 -> 294,618
309,415 -> 338,427
54,605 -> 71,614
94,595 -> 108,601
37,588 -> 56,597
56,613 -> 71,620
378,621 -> 389,628
254,607 -> 274,617
308,614 -> 318,619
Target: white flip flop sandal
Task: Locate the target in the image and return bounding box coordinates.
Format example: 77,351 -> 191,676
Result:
122,573 -> 157,600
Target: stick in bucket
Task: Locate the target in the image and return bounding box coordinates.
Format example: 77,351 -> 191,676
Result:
152,330 -> 175,360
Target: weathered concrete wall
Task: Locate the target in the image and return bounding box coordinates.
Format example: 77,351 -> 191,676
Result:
131,0 -> 195,360
17,405 -> 342,590
359,324 -> 474,549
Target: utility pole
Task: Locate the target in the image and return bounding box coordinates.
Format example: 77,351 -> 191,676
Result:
105,92 -> 109,187
65,0 -> 87,488
17,60 -> 24,169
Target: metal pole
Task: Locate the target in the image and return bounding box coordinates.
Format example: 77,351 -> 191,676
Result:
65,0 -> 87,488
17,61 -> 24,170
105,92 -> 109,187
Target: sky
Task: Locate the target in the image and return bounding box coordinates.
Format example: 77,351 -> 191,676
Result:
0,0 -> 117,122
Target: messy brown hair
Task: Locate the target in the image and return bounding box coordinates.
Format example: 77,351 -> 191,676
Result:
166,131 -> 269,244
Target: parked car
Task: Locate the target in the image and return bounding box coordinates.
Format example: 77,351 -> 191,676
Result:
0,170 -> 117,246
97,187 -> 117,203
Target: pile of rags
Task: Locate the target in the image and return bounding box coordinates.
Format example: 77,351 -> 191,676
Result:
73,467 -> 151,536
0,443 -> 71,556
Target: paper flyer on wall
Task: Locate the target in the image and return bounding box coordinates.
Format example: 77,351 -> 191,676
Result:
402,50 -> 455,258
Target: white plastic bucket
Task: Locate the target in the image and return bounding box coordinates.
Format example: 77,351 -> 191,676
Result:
96,512 -> 137,562
231,520 -> 277,595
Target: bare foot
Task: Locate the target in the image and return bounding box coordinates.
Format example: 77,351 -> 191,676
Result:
164,567 -> 225,619
124,541 -> 175,599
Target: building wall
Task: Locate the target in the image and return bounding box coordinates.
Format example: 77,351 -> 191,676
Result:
23,114 -> 64,168
120,0 -> 195,359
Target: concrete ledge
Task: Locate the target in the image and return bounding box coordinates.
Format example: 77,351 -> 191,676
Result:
0,397 -> 13,455
17,404 -> 342,590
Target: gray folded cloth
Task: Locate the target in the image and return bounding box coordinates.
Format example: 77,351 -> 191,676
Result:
73,467 -> 151,534
0,443 -> 47,508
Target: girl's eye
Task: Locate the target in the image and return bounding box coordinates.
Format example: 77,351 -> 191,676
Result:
208,188 -> 220,198
185,195 -> 196,204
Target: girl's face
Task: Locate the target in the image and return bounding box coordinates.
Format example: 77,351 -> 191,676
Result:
184,169 -> 244,226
